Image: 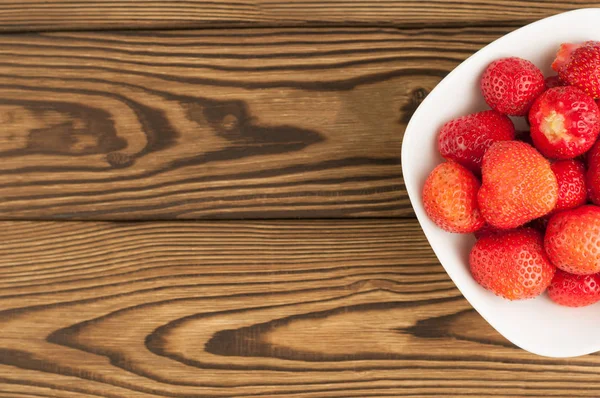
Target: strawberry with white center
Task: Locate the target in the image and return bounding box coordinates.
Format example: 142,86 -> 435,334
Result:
529,86 -> 600,159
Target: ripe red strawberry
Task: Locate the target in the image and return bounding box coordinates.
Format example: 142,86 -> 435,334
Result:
551,160 -> 587,213
470,228 -> 555,300
587,140 -> 600,204
437,110 -> 515,173
552,41 -> 600,98
422,162 -> 484,233
480,57 -> 545,116
547,269 -> 600,307
478,141 -> 558,229
545,205 -> 600,275
529,86 -> 600,159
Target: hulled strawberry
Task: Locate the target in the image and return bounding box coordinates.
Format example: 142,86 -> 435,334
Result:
438,110 -> 515,173
547,269 -> 600,307
529,86 -> 600,159
480,57 -> 545,116
470,228 -> 555,300
552,41 -> 600,98
422,162 -> 485,233
551,160 -> 587,213
478,141 -> 558,229
552,43 -> 583,71
545,205 -> 600,275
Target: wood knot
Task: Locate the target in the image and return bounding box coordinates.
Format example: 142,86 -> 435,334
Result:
106,152 -> 133,168
221,114 -> 239,131
399,87 -> 430,124
411,87 -> 428,106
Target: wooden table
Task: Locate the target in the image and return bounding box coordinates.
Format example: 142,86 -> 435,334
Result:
1,2 -> 599,397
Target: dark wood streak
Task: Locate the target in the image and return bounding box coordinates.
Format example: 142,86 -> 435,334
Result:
0,272 -> 447,300
0,42 -> 478,62
42,27 -> 505,44
405,309 -> 516,349
0,99 -> 125,157
0,61 -> 452,91
198,298 -> 466,363
0,85 -> 324,164
0,96 -> 176,168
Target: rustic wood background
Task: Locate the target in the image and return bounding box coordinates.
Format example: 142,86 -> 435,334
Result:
1,1 -> 599,397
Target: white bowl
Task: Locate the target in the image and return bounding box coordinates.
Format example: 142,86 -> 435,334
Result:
402,8 -> 600,358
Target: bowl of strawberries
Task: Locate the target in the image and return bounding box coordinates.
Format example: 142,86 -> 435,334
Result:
402,8 -> 600,357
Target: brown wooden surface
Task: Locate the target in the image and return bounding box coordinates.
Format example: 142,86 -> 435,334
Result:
0,1 -> 597,32
3,219 -> 600,398
0,27 -> 511,220
2,2 -> 595,397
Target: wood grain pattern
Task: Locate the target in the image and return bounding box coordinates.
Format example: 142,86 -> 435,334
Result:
2,219 -> 596,398
0,1 -> 597,32
0,26 -> 510,220
3,4 -> 590,396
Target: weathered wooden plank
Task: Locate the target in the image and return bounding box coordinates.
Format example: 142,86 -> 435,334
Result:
1,219 -> 596,397
0,27 -> 511,219
0,1 -> 596,32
